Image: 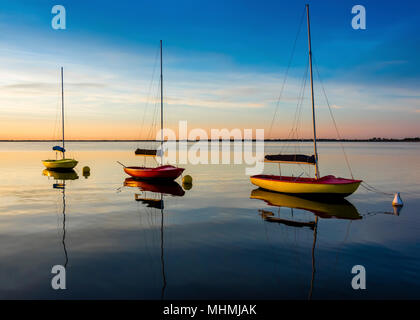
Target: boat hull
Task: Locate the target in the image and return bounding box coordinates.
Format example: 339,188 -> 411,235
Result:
124,165 -> 184,181
42,159 -> 78,170
250,174 -> 361,198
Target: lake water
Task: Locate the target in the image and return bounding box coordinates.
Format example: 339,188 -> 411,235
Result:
0,141 -> 419,299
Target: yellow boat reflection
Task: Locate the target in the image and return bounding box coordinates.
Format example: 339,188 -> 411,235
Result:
250,188 -> 361,220
42,169 -> 79,181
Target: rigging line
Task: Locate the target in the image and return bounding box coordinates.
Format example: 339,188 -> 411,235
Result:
360,182 -> 394,196
361,182 -> 418,197
361,210 -> 404,218
150,77 -> 161,140
295,68 -> 311,178
146,82 -> 160,141
312,55 -> 354,179
293,61 -> 309,151
281,42 -> 308,151
51,70 -> 62,143
152,93 -> 160,141
138,45 -> 160,143
288,60 -> 308,148
60,68 -> 68,148
280,59 -> 309,154
282,59 -> 309,156
268,6 -> 306,139
52,72 -> 61,142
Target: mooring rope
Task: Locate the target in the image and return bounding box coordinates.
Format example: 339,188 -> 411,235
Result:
138,44 -> 160,145
360,181 -> 394,196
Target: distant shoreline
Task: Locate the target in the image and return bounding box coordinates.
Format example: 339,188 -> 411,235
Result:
1,138 -> 419,142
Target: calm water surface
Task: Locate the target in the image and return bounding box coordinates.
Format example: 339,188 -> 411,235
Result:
0,142 -> 419,299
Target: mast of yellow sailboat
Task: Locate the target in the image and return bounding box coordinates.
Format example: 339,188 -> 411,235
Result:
61,67 -> 65,160
306,4 -> 320,179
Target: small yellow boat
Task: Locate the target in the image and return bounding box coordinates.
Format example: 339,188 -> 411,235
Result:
42,67 -> 78,171
42,159 -> 78,170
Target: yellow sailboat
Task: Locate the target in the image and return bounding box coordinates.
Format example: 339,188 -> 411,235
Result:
42,67 -> 78,171
250,5 -> 361,197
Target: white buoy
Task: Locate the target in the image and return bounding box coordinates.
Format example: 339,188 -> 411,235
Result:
392,192 -> 403,207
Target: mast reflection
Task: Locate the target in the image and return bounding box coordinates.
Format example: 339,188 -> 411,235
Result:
250,188 -> 362,299
124,178 -> 185,299
43,169 -> 78,268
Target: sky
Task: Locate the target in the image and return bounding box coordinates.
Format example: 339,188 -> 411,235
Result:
0,0 -> 419,140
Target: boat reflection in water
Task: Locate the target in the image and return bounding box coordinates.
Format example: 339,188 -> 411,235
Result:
251,188 -> 362,222
124,178 -> 185,198
250,188 -> 362,299
123,178 -> 186,299
43,169 -> 79,184
43,169 -> 78,268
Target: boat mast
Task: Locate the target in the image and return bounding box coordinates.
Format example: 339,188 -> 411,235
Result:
61,67 -> 65,159
306,4 -> 320,179
160,40 -> 163,163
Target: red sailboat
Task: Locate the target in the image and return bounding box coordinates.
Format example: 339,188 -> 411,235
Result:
122,40 -> 184,181
123,164 -> 184,181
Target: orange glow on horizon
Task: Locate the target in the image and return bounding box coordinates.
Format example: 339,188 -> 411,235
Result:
1,118 -> 418,140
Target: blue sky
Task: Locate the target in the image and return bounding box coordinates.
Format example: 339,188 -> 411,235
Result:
0,0 -> 419,139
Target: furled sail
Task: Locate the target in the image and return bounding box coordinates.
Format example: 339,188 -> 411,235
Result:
53,146 -> 66,153
135,148 -> 158,156
264,154 -> 316,164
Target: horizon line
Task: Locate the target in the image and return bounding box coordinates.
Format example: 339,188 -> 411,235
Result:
0,137 -> 419,142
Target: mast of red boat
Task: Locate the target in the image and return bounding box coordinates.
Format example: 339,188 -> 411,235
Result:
306,4 -> 320,179
160,40 -> 164,165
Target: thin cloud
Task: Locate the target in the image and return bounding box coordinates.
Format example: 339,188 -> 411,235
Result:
0,40 -> 419,139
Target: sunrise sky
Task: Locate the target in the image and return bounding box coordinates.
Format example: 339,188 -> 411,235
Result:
0,0 -> 419,140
